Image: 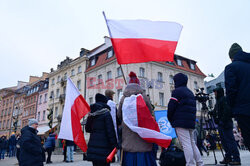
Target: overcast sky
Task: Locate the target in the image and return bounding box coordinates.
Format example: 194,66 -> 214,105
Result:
0,0 -> 250,89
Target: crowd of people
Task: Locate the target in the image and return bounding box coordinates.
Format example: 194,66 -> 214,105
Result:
0,43 -> 249,166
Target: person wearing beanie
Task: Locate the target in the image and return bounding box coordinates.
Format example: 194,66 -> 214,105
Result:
228,43 -> 243,60
117,72 -> 156,166
85,93 -> 118,166
167,73 -> 203,166
225,43 -> 250,156
19,119 -> 44,166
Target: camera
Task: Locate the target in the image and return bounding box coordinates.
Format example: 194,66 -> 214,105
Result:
195,88 -> 209,103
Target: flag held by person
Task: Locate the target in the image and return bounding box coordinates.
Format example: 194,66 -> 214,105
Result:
122,94 -> 172,148
105,17 -> 182,64
58,78 -> 90,152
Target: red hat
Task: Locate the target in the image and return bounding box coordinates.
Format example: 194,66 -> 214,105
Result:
129,72 -> 140,84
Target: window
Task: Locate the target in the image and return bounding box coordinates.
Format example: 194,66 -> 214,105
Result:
89,97 -> 93,104
190,63 -> 195,70
55,107 -> 58,118
42,111 -> 45,121
117,89 -> 123,102
37,112 -> 40,122
44,83 -> 48,88
107,71 -> 112,80
50,91 -> 54,99
63,87 -> 66,94
177,59 -> 182,66
7,120 -> 9,128
56,89 -> 60,98
71,69 -> 75,76
78,66 -> 82,73
97,75 -> 103,84
0,122 -> 1,129
89,78 -> 94,87
158,72 -> 163,82
117,67 -> 122,77
169,75 -> 174,84
64,73 -> 67,80
90,58 -> 96,66
159,93 -> 164,106
107,50 -> 113,58
3,121 -> 5,129
139,67 -> 145,77
39,95 -> 42,104
52,78 -> 55,85
194,81 -> 198,90
77,80 -> 81,90
44,93 -> 47,102
57,75 -> 61,82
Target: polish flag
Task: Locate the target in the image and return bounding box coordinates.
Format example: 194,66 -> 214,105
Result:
122,94 -> 172,148
58,78 -> 90,152
105,18 -> 182,64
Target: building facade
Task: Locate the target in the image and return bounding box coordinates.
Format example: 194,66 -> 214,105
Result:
85,37 -> 206,112
47,51 -> 88,128
0,89 -> 15,136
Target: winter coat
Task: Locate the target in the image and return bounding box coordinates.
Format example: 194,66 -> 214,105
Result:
44,134 -> 56,150
167,73 -> 197,129
8,134 -> 17,146
19,126 -> 44,166
117,83 -> 153,152
86,93 -> 117,162
0,137 -> 8,149
225,51 -> 250,116
211,87 -> 233,129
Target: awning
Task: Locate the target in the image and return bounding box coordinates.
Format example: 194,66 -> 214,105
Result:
37,123 -> 57,135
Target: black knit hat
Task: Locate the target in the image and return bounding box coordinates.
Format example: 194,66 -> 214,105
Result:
95,93 -> 108,103
229,43 -> 242,59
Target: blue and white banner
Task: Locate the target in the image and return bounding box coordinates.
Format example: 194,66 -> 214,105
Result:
154,110 -> 177,138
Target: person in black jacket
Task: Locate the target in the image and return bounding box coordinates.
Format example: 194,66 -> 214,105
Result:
19,119 -> 44,166
8,133 -> 16,157
167,73 -> 203,166
0,136 -> 8,160
86,93 -> 118,166
225,43 -> 250,152
211,87 -> 241,165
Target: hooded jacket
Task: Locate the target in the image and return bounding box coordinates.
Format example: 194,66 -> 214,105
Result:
167,73 -> 197,129
19,126 -> 44,166
225,51 -> 250,116
85,93 -> 117,162
44,134 -> 56,149
212,88 -> 233,128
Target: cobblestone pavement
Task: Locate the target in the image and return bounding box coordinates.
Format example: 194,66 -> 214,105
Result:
0,150 -> 249,166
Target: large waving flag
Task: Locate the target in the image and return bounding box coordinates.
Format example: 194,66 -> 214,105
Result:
105,17 -> 182,64
58,78 -> 90,152
122,94 -> 172,148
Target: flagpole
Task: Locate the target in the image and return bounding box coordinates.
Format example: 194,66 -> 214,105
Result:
102,11 -> 127,85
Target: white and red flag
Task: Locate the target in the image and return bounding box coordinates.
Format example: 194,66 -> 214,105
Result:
122,94 -> 172,148
58,78 -> 90,152
105,18 -> 182,64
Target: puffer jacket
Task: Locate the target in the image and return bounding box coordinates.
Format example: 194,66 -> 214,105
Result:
117,83 -> 153,152
167,73 -> 197,129
86,93 -> 117,162
19,126 -> 44,166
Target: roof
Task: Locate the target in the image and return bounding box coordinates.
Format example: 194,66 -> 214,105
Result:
205,71 -> 225,88
85,52 -> 206,77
